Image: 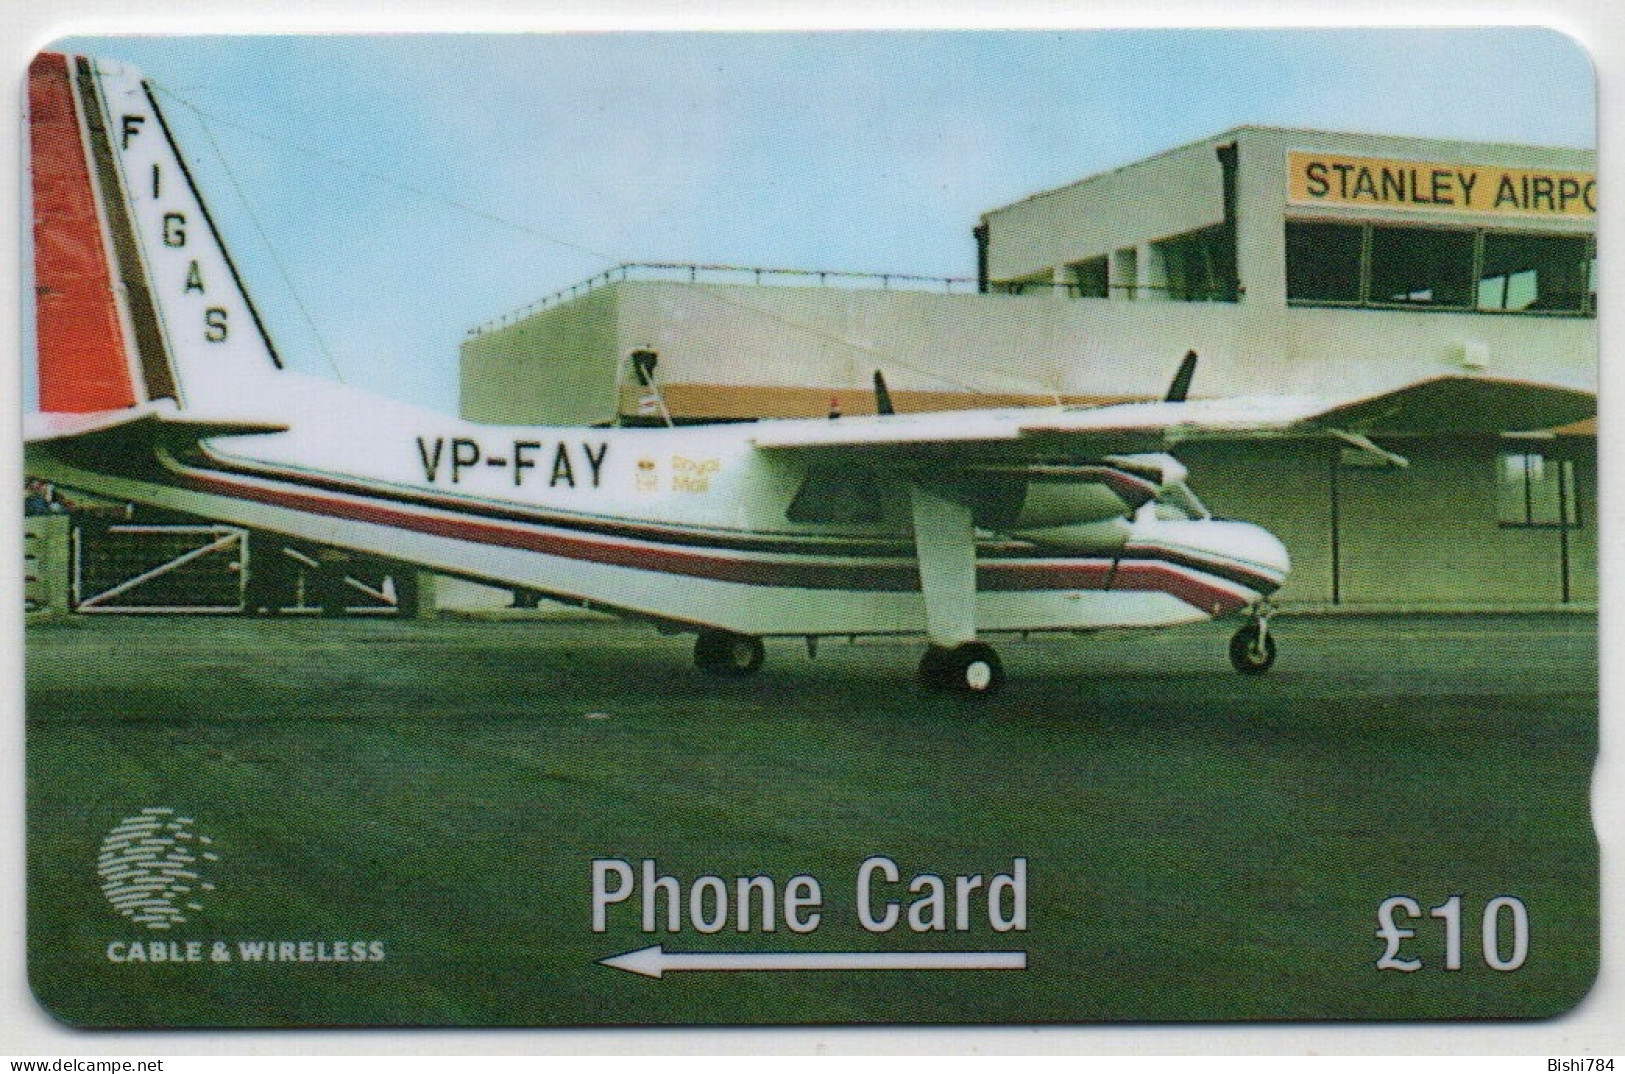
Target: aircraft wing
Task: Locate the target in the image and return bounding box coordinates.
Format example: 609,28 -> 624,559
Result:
1291,375 -> 1596,436
753,374 -> 1594,650
751,375 -> 1596,460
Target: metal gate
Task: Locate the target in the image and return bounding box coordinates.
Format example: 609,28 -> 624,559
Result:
73,524 -> 248,613
70,525 -> 416,615
254,542 -> 412,615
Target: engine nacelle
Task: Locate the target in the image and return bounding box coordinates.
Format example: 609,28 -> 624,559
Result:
1010,479 -> 1139,529
959,464 -> 1164,532
1009,517 -> 1133,554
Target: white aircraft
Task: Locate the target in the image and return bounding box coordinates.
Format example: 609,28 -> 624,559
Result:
25,53 -> 1595,693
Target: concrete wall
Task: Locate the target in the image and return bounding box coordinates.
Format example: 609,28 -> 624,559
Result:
985,136 -> 1227,284
1568,451 -> 1599,604
1338,437 -> 1594,608
1182,436 -> 1596,609
461,278 -> 1595,427
462,285 -> 622,425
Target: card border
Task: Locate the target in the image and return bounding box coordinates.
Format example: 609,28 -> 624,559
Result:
4,1 -> 1618,1056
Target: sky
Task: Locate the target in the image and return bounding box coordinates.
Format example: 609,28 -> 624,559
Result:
35,29 -> 1598,414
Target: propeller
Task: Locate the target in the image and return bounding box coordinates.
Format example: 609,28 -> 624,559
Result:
1165,350 -> 1198,403
873,370 -> 896,416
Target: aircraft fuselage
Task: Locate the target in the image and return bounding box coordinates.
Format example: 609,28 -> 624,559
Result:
31,374 -> 1290,641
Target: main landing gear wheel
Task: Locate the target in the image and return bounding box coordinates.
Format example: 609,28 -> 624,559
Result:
694,630 -> 766,677
1229,620 -> 1277,675
918,642 -> 1005,695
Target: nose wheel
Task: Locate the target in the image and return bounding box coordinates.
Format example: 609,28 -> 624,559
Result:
1229,603 -> 1277,675
694,630 -> 766,676
919,642 -> 1005,695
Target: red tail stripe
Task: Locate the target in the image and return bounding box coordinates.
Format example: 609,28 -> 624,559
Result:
30,52 -> 136,413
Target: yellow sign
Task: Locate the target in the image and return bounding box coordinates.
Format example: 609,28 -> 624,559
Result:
1288,152 -> 1595,218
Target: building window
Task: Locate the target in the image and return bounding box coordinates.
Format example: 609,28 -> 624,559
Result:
1286,221 -> 1363,303
1368,225 -> 1475,308
1496,451 -> 1578,527
1478,233 -> 1590,313
1068,256 -> 1108,298
1153,225 -> 1237,302
1287,221 -> 1595,317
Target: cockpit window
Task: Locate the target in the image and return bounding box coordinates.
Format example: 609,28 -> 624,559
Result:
1153,481 -> 1211,521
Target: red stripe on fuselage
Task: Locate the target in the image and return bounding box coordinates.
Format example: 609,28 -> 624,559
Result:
29,53 -> 136,413
173,463 -> 1256,615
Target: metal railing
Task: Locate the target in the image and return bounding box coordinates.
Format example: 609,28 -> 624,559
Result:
989,280 -> 1239,302
469,262 -> 981,336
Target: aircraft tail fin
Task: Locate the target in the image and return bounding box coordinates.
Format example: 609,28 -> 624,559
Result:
28,52 -> 283,417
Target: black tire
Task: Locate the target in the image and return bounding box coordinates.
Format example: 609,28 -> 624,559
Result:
917,646 -> 954,688
1229,622 -> 1277,674
694,630 -> 766,676
919,642 -> 1005,695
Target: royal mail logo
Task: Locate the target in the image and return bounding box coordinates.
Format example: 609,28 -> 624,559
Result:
635,456 -> 658,492
97,807 -> 219,930
672,455 -> 720,493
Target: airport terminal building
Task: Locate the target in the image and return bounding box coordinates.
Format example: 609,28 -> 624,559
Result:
462,125 -> 1597,612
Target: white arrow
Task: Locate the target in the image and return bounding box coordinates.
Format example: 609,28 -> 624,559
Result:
598,945 -> 1027,979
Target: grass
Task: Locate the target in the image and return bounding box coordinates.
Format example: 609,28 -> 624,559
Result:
25,613 -> 1597,1026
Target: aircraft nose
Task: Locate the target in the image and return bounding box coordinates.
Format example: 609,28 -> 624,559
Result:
1212,521 -> 1291,593
1136,518 -> 1292,595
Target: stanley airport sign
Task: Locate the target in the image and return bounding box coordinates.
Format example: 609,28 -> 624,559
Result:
1288,151 -> 1596,218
